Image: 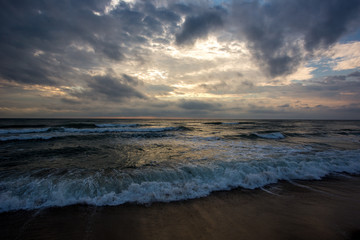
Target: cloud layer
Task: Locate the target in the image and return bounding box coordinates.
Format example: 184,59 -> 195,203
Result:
0,0 -> 360,118
230,0 -> 360,77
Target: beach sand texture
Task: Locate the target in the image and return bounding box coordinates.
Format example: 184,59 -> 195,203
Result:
1,176 -> 360,240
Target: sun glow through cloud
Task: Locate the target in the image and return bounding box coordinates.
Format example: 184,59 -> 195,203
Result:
0,0 -> 360,118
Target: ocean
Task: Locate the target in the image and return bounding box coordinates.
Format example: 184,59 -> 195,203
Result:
1,119 -> 360,239
1,119 -> 360,211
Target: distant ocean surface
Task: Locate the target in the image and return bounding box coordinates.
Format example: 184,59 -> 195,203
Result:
1,119 -> 360,212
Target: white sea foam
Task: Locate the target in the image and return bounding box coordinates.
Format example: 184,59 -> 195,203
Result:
1,149 -> 359,212
0,126 -> 186,141
61,126 -> 180,133
254,132 -> 285,139
0,135 -> 55,141
0,128 -> 50,134
95,123 -> 139,128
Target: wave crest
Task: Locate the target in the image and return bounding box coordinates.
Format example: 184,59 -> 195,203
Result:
1,149 -> 359,212
0,126 -> 191,141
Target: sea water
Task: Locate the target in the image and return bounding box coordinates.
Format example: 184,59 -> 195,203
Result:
0,119 -> 360,212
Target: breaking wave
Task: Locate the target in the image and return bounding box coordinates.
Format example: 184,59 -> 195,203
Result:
253,132 -> 285,139
1,149 -> 359,212
237,132 -> 286,140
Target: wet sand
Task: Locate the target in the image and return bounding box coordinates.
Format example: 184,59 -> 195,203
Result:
1,175 -> 360,240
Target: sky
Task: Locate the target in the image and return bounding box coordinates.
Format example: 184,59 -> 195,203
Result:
1,0 -> 360,119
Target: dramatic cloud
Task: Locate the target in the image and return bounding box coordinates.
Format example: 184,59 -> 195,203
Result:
231,0 -> 360,77
0,0 -> 181,86
176,9 -> 224,45
0,0 -> 360,118
70,74 -> 147,102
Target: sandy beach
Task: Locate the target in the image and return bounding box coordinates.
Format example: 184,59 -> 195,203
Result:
1,175 -> 360,240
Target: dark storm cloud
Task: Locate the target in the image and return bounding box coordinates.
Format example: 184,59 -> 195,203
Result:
72,74 -> 146,102
0,0 -> 182,86
2,0 -> 358,88
178,99 -> 221,110
170,3 -> 193,15
142,2 -> 181,24
0,0 -> 108,85
61,98 -> 81,105
176,9 -> 224,45
316,71 -> 360,84
231,0 -> 360,77
348,71 -> 360,78
0,50 -> 57,85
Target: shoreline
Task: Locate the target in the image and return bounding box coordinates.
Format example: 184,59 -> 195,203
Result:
1,175 -> 360,240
